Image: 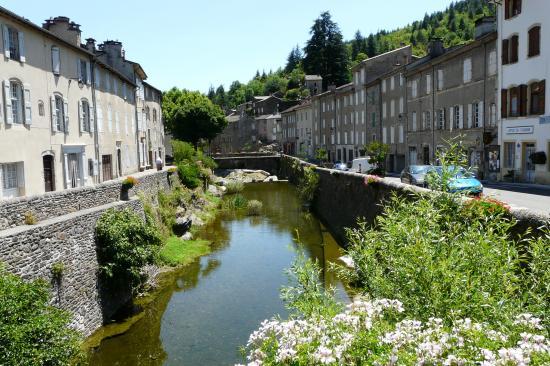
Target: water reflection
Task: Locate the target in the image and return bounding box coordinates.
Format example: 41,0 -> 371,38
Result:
88,182 -> 349,366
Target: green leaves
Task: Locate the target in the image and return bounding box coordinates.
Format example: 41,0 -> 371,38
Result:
0,266 -> 82,365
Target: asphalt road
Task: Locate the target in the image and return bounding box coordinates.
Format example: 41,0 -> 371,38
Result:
385,177 -> 550,217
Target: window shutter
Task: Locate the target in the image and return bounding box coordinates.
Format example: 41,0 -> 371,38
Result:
52,47 -> 60,75
89,105 -> 95,133
2,25 -> 9,58
94,67 -> 101,89
3,80 -> 12,124
539,80 -> 546,115
86,61 -> 91,85
516,0 -> 522,15
467,103 -> 472,128
501,89 -> 508,118
78,100 -> 84,132
96,104 -> 102,132
504,0 -> 510,19
459,105 -> 464,129
50,96 -> 57,131
76,60 -> 82,81
18,32 -> 25,62
511,35 -> 519,63
502,39 -> 509,65
478,101 -> 484,128
63,98 -> 69,132
23,83 -> 31,124
449,107 -> 453,131
519,84 -> 528,116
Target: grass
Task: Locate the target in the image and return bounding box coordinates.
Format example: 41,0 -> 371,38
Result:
159,236 -> 211,267
247,200 -> 263,216
225,181 -> 244,194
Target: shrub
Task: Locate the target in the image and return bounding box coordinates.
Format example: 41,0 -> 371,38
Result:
225,181 -> 244,194
344,193 -> 524,325
50,261 -> 65,281
297,166 -> 319,203
177,162 -> 201,189
172,140 -> 196,163
24,211 -> 37,225
523,226 -> 550,328
0,266 -> 82,365
167,167 -> 177,174
95,208 -> 162,292
246,200 -> 263,216
121,176 -> 138,189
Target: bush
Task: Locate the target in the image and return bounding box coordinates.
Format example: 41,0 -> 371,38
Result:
121,176 -> 138,189
246,200 -> 263,216
225,181 -> 244,194
96,208 -> 162,292
24,211 -> 37,225
297,166 -> 319,203
0,266 -> 82,365
177,162 -> 202,189
51,261 -> 65,281
172,140 -> 196,163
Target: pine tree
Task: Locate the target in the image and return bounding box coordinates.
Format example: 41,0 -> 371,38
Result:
285,45 -> 302,74
254,70 -> 260,79
214,85 -> 226,108
351,30 -> 366,61
366,34 -> 377,57
303,11 -> 350,89
207,86 -> 215,101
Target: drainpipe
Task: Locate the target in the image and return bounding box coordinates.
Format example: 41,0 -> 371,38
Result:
90,59 -> 100,184
432,65 -> 436,163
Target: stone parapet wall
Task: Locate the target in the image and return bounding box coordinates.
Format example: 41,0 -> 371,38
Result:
0,169 -> 171,230
214,156 -> 281,175
0,199 -> 143,336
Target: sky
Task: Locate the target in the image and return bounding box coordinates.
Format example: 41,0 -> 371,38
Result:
3,0 -> 455,93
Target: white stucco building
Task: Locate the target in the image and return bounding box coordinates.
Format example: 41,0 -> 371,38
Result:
498,0 -> 550,184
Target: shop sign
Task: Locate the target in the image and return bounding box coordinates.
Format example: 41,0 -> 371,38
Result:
506,126 -> 534,135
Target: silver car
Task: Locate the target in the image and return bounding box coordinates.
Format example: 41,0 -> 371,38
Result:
400,165 -> 431,187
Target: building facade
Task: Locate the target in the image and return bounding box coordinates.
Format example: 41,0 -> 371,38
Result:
0,7 -> 163,199
406,23 -> 498,179
498,0 -> 550,184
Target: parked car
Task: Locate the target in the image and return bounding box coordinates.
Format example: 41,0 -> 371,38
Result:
350,157 -> 373,173
332,161 -> 348,171
400,165 -> 431,187
428,166 -> 483,195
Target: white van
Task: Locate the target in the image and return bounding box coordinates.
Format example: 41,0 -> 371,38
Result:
350,157 -> 373,173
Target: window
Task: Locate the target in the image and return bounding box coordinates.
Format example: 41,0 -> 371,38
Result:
382,79 -> 387,93
399,125 -> 404,143
463,58 -> 472,83
399,97 -> 404,114
437,69 -> 444,90
54,95 -> 65,132
504,0 -> 522,19
390,100 -> 395,117
78,59 -> 90,84
80,99 -> 91,132
502,35 -> 518,65
510,87 -> 519,117
490,103 -> 497,126
438,109 -> 445,130
390,126 -> 395,144
412,79 -> 418,98
3,25 -> 24,61
2,163 -> 18,191
528,26 -> 541,58
390,76 -> 395,90
38,100 -> 44,116
530,80 -> 546,115
424,111 -> 431,130
412,111 -> 417,131
371,112 -> 376,127
51,46 -> 60,75
454,105 -> 461,129
426,74 -> 431,94
503,142 -> 515,168
382,127 -> 387,143
9,80 -> 24,124
153,109 -> 157,123
473,103 -> 480,128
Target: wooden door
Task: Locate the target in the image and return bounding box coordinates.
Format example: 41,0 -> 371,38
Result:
43,155 -> 55,192
102,155 -> 112,182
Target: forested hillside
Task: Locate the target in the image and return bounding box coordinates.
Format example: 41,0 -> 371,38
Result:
209,0 -> 494,111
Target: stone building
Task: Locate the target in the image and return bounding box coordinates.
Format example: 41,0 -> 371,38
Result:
304,75 -> 323,96
406,21 -> 498,179
0,6 -> 162,199
498,0 -> 550,184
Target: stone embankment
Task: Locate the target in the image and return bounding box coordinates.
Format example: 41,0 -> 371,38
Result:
0,168 -> 172,336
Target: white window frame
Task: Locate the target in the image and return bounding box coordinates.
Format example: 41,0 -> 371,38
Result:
463,58 -> 472,83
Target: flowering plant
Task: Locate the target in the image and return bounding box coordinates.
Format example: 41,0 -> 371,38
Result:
121,176 -> 138,189
239,298 -> 550,365
363,174 -> 381,186
465,196 -> 511,216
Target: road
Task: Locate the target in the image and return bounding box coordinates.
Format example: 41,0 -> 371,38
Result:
385,177 -> 550,217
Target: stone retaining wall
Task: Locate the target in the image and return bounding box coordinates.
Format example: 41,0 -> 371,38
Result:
0,169 -> 171,230
214,155 -> 281,175
0,199 -> 143,336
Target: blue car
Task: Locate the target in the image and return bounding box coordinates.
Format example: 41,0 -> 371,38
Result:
429,166 -> 483,195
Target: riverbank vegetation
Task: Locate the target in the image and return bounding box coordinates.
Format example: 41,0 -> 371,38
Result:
159,237 -> 211,267
241,142 -> 550,365
0,266 -> 82,365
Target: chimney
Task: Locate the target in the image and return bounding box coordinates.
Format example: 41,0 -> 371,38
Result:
98,40 -> 124,64
85,38 -> 96,52
328,84 -> 336,92
428,38 -> 445,58
43,16 -> 81,47
475,17 -> 496,40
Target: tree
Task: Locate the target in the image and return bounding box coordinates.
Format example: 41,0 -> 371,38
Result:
351,30 -> 367,61
366,33 -> 377,57
303,11 -> 350,90
285,45 -> 303,74
213,85 -> 226,108
364,141 -> 390,176
207,86 -> 215,101
163,88 -> 227,147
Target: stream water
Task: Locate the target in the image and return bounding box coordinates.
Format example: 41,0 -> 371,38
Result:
87,182 -> 350,365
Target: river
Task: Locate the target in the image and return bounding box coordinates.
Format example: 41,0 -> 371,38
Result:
87,182 -> 350,365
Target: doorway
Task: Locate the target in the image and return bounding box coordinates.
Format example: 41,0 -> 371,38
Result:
102,155 -> 113,182
523,142 -> 536,183
423,146 -> 430,165
67,153 -> 80,188
117,149 -> 122,177
43,155 -> 55,192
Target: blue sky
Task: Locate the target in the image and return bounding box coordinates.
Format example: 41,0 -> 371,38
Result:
4,0 -> 454,93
